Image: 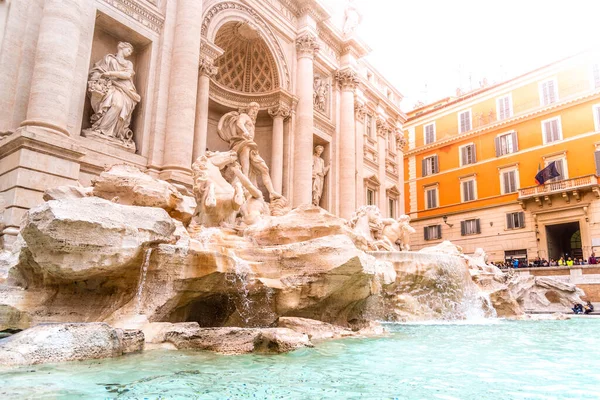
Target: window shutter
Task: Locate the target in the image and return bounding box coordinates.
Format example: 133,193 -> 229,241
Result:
469,181 -> 474,200
424,227 -> 429,241
548,80 -> 555,103
422,159 -> 427,177
471,144 -> 477,163
433,155 -> 439,173
436,225 -> 441,239
503,172 -> 509,193
518,212 -> 525,228
506,213 -> 513,229
595,151 -> 600,176
543,121 -> 551,143
475,219 -> 481,234
494,137 -> 501,157
460,147 -> 466,165
460,221 -> 466,236
511,131 -> 519,152
554,159 -> 564,180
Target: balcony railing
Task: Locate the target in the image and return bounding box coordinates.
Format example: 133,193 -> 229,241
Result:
518,175 -> 599,200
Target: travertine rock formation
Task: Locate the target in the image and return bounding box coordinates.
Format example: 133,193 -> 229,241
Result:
92,164 -> 196,226
0,323 -> 143,366
276,316 -> 355,340
13,197 -> 176,284
151,322 -> 312,354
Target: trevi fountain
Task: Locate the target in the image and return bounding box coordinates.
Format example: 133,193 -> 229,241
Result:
1,1 -> 599,396
1,100 -> 598,398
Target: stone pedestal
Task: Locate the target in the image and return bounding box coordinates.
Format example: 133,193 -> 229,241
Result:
161,0 -> 203,184
0,130 -> 84,249
336,69 -> 359,219
269,105 -> 291,194
292,33 -> 319,207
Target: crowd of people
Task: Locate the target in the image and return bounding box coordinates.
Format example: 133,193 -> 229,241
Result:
572,301 -> 595,315
494,253 -> 598,269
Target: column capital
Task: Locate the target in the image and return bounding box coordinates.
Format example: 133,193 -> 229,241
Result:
354,102 -> 367,120
396,130 -> 407,152
198,57 -> 218,78
268,104 -> 291,120
296,33 -> 320,58
335,68 -> 359,92
376,117 -> 391,138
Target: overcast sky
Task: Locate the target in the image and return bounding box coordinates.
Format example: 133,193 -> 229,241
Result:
323,0 -> 600,111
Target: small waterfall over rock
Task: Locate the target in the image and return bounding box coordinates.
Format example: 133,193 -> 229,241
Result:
135,248 -> 152,314
195,227 -> 221,250
370,251 -> 496,321
227,250 -> 255,325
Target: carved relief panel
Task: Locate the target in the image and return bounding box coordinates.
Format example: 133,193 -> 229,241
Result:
313,74 -> 331,116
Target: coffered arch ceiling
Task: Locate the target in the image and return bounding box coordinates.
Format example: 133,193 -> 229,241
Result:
214,22 -> 279,94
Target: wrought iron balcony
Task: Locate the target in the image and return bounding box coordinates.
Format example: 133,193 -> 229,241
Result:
518,175 -> 600,206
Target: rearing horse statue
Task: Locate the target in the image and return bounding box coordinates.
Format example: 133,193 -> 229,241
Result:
191,150 -> 263,228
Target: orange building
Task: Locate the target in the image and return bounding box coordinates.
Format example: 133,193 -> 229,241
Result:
403,52 -> 600,263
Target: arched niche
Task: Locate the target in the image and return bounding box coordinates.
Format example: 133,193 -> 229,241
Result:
201,1 -> 291,92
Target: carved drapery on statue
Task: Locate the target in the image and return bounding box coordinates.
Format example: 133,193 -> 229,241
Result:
217,102 -> 281,201
312,145 -> 329,206
313,76 -> 329,113
84,42 -> 140,152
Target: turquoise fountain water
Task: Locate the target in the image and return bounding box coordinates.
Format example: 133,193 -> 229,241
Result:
2,318 -> 599,399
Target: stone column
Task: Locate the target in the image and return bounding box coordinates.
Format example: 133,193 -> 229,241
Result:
192,57 -> 218,162
355,103 -> 367,208
292,33 -> 320,207
396,130 -> 407,215
19,0 -> 83,136
161,0 -> 203,182
376,118 -> 389,214
336,68 -> 359,219
269,104 -> 291,194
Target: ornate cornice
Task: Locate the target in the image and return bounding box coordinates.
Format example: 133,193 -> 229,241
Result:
201,2 -> 291,90
268,104 -> 291,120
209,80 -> 295,110
405,88 -> 600,156
101,0 -> 164,34
296,33 -> 320,58
198,57 -> 218,77
335,68 -> 359,92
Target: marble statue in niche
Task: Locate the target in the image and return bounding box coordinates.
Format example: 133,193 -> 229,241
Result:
312,145 -> 330,207
313,76 -> 329,113
85,42 -> 140,151
217,102 -> 282,200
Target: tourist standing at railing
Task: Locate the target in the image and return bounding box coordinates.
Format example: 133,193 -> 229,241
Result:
558,257 -> 566,266
566,257 -> 574,267
589,252 -> 598,265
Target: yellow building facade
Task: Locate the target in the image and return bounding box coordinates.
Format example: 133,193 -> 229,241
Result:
403,52 -> 600,263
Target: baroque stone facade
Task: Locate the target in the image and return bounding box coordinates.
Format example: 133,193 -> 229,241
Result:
0,0 -> 406,248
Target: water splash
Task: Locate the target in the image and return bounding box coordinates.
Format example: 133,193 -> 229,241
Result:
135,248 -> 152,314
226,250 -> 255,325
195,227 -> 221,250
370,251 -> 496,322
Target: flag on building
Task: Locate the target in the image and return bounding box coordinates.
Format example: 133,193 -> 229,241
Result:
535,161 -> 560,185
